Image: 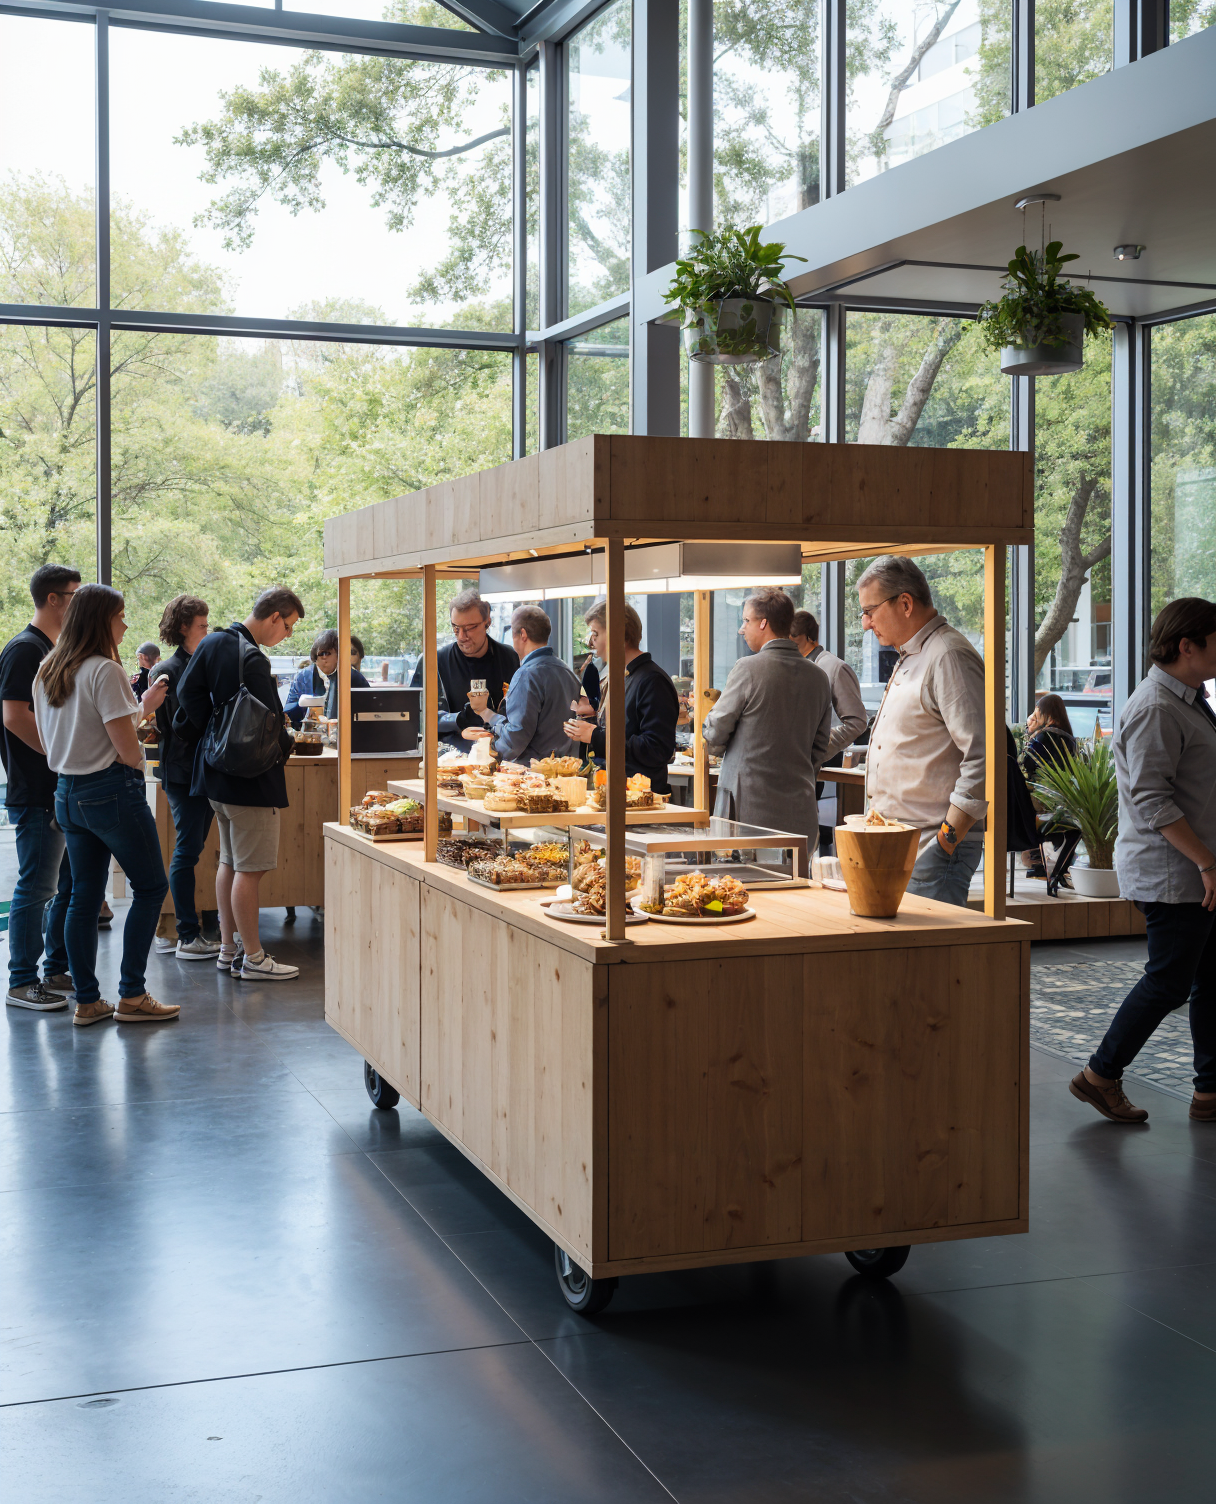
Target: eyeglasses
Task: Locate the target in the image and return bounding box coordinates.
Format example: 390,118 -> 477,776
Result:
859,594 -> 899,622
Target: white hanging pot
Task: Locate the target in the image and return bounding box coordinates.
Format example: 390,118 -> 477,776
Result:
684,298 -> 782,365
1000,312 -> 1085,376
1070,864 -> 1121,898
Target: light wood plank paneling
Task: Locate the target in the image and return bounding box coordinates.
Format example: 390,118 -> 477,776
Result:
538,437 -> 600,531
481,452 -> 540,539
608,436 -> 768,527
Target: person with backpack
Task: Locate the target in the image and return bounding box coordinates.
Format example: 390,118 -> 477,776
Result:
32,584 -> 174,1026
174,587 -> 304,982
149,594 -> 220,961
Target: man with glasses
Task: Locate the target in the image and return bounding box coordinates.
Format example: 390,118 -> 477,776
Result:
2,564 -> 82,1010
857,555 -> 987,908
411,589 -> 520,753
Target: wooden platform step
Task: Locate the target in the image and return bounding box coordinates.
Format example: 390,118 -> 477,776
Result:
966,891 -> 1145,942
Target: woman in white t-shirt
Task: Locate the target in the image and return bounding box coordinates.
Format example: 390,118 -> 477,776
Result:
34,585 -> 177,1027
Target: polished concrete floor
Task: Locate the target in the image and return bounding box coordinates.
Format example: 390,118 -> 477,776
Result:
2,915 -> 1215,1503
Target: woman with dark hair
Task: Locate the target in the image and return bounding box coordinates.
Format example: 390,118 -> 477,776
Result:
33,584 -> 175,1026
1020,694 -> 1079,879
284,628 -> 369,726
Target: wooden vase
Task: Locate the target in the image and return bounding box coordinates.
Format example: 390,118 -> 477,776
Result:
834,824 -> 920,918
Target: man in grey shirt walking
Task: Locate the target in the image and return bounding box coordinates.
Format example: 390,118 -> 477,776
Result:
1070,597 -> 1216,1126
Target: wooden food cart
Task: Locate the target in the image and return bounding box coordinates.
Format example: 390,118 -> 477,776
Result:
323,436 -> 1033,1311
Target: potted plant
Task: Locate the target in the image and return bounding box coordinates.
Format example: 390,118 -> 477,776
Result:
1029,737 -> 1120,897
978,241 -> 1113,376
663,224 -> 805,366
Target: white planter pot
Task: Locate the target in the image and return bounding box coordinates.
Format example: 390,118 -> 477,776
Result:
1000,312 -> 1085,376
1071,865 -> 1121,898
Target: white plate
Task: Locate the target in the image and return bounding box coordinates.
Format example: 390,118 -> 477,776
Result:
630,898 -> 755,925
546,901 -> 649,926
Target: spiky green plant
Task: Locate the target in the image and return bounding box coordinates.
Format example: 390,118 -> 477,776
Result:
1030,736 -> 1119,869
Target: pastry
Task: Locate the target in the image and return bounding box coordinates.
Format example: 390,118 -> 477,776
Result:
638,872 -> 748,917
469,857 -> 542,886
483,792 -> 518,812
530,755 -> 585,778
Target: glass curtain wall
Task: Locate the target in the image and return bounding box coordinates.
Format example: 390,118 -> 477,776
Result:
566,316 -> 630,439
1150,313 -> 1216,615
1034,0 -> 1113,105
1169,2 -> 1216,41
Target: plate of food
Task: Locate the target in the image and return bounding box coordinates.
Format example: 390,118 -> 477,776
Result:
632,872 -> 754,923
545,871 -> 648,924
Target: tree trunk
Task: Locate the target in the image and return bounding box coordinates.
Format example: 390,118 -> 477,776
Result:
1033,475 -> 1112,675
856,332 -> 898,444
719,374 -> 755,439
886,322 -> 963,444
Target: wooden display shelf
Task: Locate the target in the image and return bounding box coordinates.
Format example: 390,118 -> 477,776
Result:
385,778 -> 710,831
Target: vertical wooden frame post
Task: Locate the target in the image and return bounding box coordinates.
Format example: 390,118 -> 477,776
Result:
338,575 -> 351,826
423,564 -> 439,864
692,589 -> 711,815
984,544 -> 1007,921
604,539 -> 628,941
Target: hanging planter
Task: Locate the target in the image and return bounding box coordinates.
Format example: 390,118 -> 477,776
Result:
664,224 -> 804,367
978,241 -> 1112,376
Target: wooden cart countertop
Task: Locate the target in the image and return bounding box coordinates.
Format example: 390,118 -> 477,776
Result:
325,821 -> 1027,965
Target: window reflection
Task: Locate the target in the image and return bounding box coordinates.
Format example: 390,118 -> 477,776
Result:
566,315 -> 629,440
566,1 -> 631,317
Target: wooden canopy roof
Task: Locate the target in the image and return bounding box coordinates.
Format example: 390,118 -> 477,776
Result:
322,435 -> 1034,580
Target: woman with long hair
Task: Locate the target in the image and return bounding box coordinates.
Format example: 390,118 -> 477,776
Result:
1020,693 -> 1080,879
33,584 -> 176,1026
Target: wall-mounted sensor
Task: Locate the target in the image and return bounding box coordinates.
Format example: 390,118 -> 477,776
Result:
1113,245 -> 1145,260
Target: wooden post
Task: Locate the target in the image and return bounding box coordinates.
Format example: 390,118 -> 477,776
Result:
692,588 -> 711,816
423,564 -> 439,864
604,538 -> 628,941
983,544 -> 1007,921
338,575 -> 351,826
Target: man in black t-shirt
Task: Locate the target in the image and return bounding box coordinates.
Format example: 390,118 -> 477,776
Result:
1,563 -> 81,1011
410,589 -> 520,753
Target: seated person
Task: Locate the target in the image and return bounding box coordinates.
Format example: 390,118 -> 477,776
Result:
285,629 -> 369,726
1020,694 -> 1079,877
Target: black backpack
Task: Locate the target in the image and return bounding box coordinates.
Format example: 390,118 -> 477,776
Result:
202,630 -> 283,778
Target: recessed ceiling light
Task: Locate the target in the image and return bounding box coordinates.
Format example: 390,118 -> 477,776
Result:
1114,245 -> 1145,261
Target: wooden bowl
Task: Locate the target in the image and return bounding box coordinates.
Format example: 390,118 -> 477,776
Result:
834,824 -> 919,918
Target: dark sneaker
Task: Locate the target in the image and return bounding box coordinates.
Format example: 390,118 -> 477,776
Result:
7,983 -> 68,1012
1069,1071 -> 1149,1123
1190,1096 -> 1216,1123
43,973 -> 76,998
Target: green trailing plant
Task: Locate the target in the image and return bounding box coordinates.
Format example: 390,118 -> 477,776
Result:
1029,736 -> 1119,869
664,224 -> 805,315
977,241 -> 1113,353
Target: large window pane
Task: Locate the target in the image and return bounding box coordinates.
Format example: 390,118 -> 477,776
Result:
104,329 -> 511,652
0,14 -> 95,308
1170,2 -> 1216,41
566,1 -> 631,317
1033,339 -> 1113,734
109,25 -> 512,328
709,309 -> 824,441
1035,0 -> 1113,106
567,316 -> 629,439
843,312 -> 1010,705
526,60 -> 540,330
712,0 -> 822,224
847,1 -> 1010,188
1150,314 -> 1216,618
0,325 -> 96,646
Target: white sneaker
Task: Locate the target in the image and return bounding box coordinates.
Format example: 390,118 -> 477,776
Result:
237,951 -> 299,981
176,935 -> 222,961
155,936 -> 178,955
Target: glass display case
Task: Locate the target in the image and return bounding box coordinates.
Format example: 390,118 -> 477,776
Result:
578,818 -> 809,905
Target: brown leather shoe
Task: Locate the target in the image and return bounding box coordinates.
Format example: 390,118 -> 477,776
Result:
1190,1096 -> 1216,1122
73,1001 -> 115,1027
115,993 -> 180,1023
1069,1071 -> 1149,1123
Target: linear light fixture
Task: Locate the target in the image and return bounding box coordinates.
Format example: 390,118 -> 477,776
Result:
477,543 -> 802,604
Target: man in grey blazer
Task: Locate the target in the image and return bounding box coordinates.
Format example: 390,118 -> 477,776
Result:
701,589 -> 833,846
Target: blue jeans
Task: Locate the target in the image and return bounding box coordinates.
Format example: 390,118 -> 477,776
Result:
55,764 -> 169,1008
163,783 -> 214,941
906,829 -> 984,909
6,805 -> 72,988
1090,902 -> 1216,1094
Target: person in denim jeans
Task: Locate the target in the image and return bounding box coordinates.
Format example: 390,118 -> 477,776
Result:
33,584 -> 175,1027
2,563 -> 82,1012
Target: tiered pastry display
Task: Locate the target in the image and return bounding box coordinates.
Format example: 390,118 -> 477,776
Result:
349,791 -> 452,840
436,836 -> 498,869
587,771 -> 655,811
636,872 -> 749,918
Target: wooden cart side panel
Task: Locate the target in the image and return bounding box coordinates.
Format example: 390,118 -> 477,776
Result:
607,956 -> 805,1262
324,838 -> 421,1107
420,888 -> 600,1263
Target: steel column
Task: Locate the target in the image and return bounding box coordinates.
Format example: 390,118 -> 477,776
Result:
1111,320 -> 1151,720
1012,0 -> 1034,111
1010,374 -> 1036,720
630,0 -> 680,436
820,0 -> 846,195
537,39 -> 563,447
1115,0 -> 1168,66
686,0 -> 714,437
95,11 -> 111,585
512,58 -> 528,458
820,302 -> 847,653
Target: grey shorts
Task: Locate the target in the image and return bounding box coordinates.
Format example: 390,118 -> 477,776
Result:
209,801 -> 280,873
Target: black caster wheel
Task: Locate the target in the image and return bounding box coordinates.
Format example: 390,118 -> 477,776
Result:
844,1245 -> 910,1279
364,1061 -> 400,1109
554,1244 -> 617,1315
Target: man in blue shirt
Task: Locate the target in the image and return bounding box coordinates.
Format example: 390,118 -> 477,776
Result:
470,605 -> 579,766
